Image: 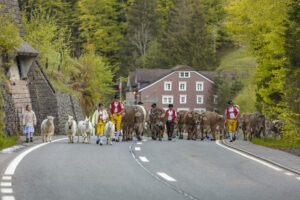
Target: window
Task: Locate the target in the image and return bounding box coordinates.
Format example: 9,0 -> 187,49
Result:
162,95 -> 173,104
180,95 -> 187,104
196,82 -> 204,91
177,108 -> 189,111
164,81 -> 172,91
196,95 -> 204,104
179,71 -> 190,78
194,108 -> 206,113
214,95 -> 218,104
179,82 -> 186,91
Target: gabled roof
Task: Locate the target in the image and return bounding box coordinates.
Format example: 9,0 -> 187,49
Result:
128,65 -> 236,92
14,41 -> 39,56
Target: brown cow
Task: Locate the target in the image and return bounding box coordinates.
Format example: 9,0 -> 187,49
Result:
249,112 -> 265,140
121,106 -> 135,141
239,112 -> 251,141
133,105 -> 147,141
201,111 -> 225,140
176,110 -> 188,139
183,111 -> 201,140
150,107 -> 166,141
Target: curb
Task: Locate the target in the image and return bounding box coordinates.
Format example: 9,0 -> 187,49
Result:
221,140 -> 300,176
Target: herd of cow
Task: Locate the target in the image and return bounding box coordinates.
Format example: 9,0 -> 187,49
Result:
39,105 -> 283,144
121,105 -> 283,142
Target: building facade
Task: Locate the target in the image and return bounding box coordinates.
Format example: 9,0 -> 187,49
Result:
126,65 -> 225,112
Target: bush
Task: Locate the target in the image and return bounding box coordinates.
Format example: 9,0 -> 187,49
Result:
0,133 -> 19,150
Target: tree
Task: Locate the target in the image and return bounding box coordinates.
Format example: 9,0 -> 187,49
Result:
78,0 -> 126,65
225,0 -> 300,143
22,8 -> 71,72
0,6 -> 22,68
161,0 -> 222,70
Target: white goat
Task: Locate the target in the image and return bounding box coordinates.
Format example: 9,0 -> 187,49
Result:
104,120 -> 115,145
41,116 -> 55,143
65,115 -> 77,143
78,117 -> 93,144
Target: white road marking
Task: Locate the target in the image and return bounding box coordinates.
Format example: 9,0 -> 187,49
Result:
157,172 -> 176,182
4,138 -> 67,175
296,177 -> 300,180
1,188 -> 13,194
2,177 -> 11,181
284,172 -> 294,176
216,140 -> 283,171
0,182 -> 11,187
142,139 -> 147,142
135,147 -> 141,151
139,156 -> 149,162
1,146 -> 24,154
137,142 -> 142,145
2,196 -> 15,200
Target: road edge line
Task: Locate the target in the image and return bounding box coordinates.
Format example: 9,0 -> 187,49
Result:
217,140 -> 300,175
4,138 -> 67,175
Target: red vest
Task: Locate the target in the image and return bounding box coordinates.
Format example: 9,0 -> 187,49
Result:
226,106 -> 238,118
166,109 -> 176,121
111,101 -> 122,114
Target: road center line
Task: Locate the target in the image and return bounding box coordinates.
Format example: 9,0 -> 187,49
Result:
1,196 -> 15,200
1,177 -> 11,181
139,156 -> 149,162
216,140 -> 282,171
1,188 -> 13,194
0,182 -> 12,187
157,172 -> 176,182
137,142 -> 142,145
135,147 -> 141,151
4,138 -> 67,175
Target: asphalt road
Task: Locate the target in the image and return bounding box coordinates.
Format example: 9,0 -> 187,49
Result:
2,137 -> 300,200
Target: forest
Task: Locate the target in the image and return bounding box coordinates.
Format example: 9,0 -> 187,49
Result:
0,0 -> 299,144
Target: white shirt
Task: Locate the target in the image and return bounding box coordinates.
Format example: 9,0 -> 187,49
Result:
99,110 -> 103,120
168,110 -> 173,121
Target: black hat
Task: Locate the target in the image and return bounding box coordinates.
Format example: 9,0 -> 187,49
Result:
151,103 -> 157,107
115,94 -> 120,99
138,101 -> 143,105
228,100 -> 233,105
168,104 -> 174,108
98,103 -> 103,107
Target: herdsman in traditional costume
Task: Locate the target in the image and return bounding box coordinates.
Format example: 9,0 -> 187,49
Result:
225,100 -> 240,142
109,95 -> 124,142
92,103 -> 109,145
166,104 -> 176,141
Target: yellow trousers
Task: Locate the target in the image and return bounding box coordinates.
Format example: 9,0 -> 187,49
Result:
97,120 -> 105,135
110,113 -> 122,131
228,119 -> 237,132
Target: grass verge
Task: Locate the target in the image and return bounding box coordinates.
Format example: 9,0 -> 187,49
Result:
252,137 -> 300,148
0,134 -> 19,150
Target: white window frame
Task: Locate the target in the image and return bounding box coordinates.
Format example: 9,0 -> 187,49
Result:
196,95 -> 204,104
179,71 -> 190,78
194,108 -> 206,113
162,95 -> 173,104
178,81 -> 187,91
177,108 -> 189,111
179,95 -> 187,104
214,95 -> 218,104
164,81 -> 172,91
196,81 -> 204,91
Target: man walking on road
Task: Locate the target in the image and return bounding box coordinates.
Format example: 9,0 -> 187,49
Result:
92,103 -> 108,145
166,104 -> 176,141
225,100 -> 239,142
109,95 -> 124,142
